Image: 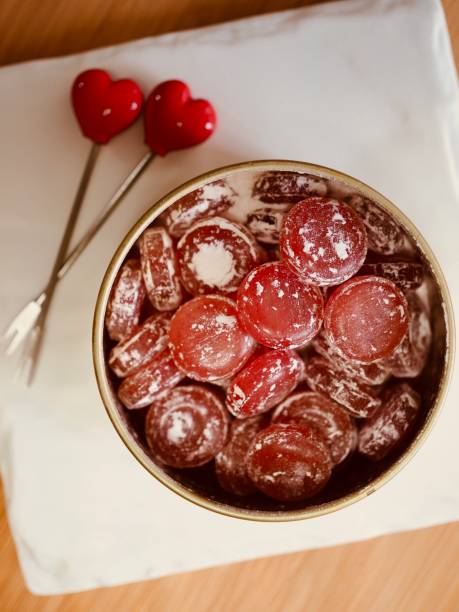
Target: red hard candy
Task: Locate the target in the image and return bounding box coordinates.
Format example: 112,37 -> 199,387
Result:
139,227 -> 183,311
177,217 -> 260,296
108,313 -> 171,378
72,69 -> 143,144
253,171 -> 328,204
144,80 -> 216,156
246,205 -> 290,244
118,348 -> 184,410
237,261 -> 324,349
247,423 -> 332,502
226,349 -> 304,419
359,261 -> 424,290
272,391 -> 357,465
303,356 -> 382,418
312,331 -> 390,386
161,179 -> 236,238
280,197 -> 367,286
324,275 -> 409,363
169,295 -> 256,382
346,194 -> 405,256
358,383 -> 421,460
215,415 -> 269,495
146,386 -> 229,468
385,292 -> 432,378
105,259 -> 146,341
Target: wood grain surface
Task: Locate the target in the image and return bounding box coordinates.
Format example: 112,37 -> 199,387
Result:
1,1 -> 458,610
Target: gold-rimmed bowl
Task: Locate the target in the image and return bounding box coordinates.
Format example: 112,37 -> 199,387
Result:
92,160 -> 455,521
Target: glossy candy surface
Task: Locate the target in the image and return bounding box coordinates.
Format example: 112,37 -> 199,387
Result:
237,262 -> 324,349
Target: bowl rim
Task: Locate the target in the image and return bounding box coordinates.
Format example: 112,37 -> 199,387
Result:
92,159 -> 455,522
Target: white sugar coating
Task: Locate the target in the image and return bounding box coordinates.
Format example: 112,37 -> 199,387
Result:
334,240 -> 349,260
224,170 -> 265,223
215,314 -> 237,327
182,216 -> 259,260
165,410 -> 193,444
189,241 -> 236,287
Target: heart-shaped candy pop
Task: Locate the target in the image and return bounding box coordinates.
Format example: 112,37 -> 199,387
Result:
144,80 -> 217,156
72,69 -> 144,144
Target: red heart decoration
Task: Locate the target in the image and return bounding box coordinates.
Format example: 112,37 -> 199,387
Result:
72,69 -> 144,144
144,80 -> 217,156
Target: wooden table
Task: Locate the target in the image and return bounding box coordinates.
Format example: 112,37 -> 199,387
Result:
1,1 -> 458,610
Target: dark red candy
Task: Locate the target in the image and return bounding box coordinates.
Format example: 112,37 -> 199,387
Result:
161,179 -> 236,238
226,349 -> 304,419
139,227 -> 182,311
303,356 -> 382,418
118,348 -> 184,409
215,415 -> 269,495
280,197 -> 367,286
272,391 -> 357,465
108,313 -> 171,378
385,292 -> 432,378
312,331 -> 390,386
145,386 -> 229,468
177,217 -> 260,296
105,259 -> 146,341
247,423 -> 332,501
253,171 -> 328,204
358,383 -> 421,460
346,194 -> 405,255
359,261 -> 424,290
144,80 -> 216,156
246,205 -> 290,244
169,295 -> 256,382
72,69 -> 143,144
324,275 -> 409,363
237,262 -> 324,349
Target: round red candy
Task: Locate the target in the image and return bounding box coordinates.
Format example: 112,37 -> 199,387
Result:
226,349 -> 304,419
169,295 -> 256,382
146,386 -> 229,468
109,312 -> 170,378
358,383 -> 421,460
247,423 -> 332,502
324,275 -> 409,363
215,415 -> 269,496
303,356 -> 382,418
118,348 -> 184,409
139,227 -> 182,311
272,391 -> 357,465
105,259 -> 146,342
177,217 -> 260,296
161,179 -> 236,238
280,197 -> 367,286
237,262 -> 324,349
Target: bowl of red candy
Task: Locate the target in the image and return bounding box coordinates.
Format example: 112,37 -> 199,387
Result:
93,161 -> 454,521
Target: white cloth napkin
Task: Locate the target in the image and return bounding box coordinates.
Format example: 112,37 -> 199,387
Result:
0,0 -> 458,595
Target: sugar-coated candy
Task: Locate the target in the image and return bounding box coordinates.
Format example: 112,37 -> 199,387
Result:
272,391 -> 357,465
160,179 -> 236,237
237,262 -> 324,349
108,313 -> 171,377
177,217 -> 260,296
385,292 -> 432,378
247,423 -> 332,501
105,259 -> 146,341
359,261 -> 424,290
253,171 -> 328,204
346,194 -> 405,255
324,275 -> 409,363
169,295 -> 256,382
118,348 -> 184,409
358,383 -> 421,460
139,227 -> 182,311
226,349 -> 304,419
246,204 -> 290,244
312,331 -> 390,386
280,197 -> 367,286
215,415 -> 269,495
145,385 -> 229,468
303,356 -> 382,418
